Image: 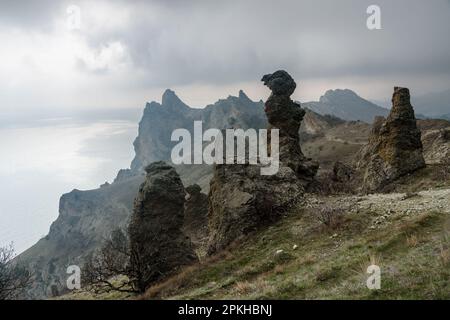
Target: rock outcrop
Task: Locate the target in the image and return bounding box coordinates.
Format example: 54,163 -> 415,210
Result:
130,90 -> 199,171
128,162 -> 197,291
131,89 -> 267,173
182,184 -> 209,256
207,163 -> 304,255
207,71 -> 310,255
332,161 -> 355,183
419,122 -> 450,165
262,70 -> 318,186
355,87 -> 426,192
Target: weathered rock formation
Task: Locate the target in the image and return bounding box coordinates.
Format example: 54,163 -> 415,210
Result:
131,89 -> 267,172
355,87 -> 426,192
332,161 -> 355,183
207,163 -> 304,255
207,71 -> 311,255
420,124 -> 450,165
128,162 -> 197,291
182,184 -> 209,256
262,70 -> 318,185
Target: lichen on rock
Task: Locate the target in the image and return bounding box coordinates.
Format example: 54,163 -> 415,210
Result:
355,87 -> 426,192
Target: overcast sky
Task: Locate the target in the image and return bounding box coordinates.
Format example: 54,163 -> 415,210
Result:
1,0 -> 450,112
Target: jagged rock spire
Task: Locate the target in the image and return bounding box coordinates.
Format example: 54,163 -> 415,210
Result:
262,70 -> 318,186
161,89 -> 189,110
355,87 -> 425,192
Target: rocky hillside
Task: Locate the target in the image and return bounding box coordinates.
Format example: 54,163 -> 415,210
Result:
18,174 -> 143,298
301,117 -> 450,171
64,176 -> 450,300
419,120 -> 450,164
140,186 -> 450,300
18,88 -> 450,299
131,89 -> 267,173
17,89 -> 330,298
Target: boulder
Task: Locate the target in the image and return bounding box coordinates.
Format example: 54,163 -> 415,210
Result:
206,162 -> 303,255
128,162 -> 197,291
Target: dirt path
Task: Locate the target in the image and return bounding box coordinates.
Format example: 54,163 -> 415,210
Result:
306,188 -> 450,230
324,135 -> 366,145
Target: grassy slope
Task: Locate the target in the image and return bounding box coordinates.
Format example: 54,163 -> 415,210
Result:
141,202 -> 450,300
62,167 -> 450,300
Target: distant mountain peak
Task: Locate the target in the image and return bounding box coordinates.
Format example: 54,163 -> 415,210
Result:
238,89 -> 251,101
162,89 -> 188,109
321,89 -> 358,101
306,89 -> 389,123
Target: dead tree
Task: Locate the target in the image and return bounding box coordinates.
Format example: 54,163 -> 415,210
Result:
83,229 -> 141,294
0,244 -> 32,300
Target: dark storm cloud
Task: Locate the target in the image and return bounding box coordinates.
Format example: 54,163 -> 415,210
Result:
69,0 -> 450,87
1,0 -> 450,93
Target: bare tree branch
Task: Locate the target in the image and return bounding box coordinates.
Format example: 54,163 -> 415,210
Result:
83,229 -> 140,294
0,244 -> 33,300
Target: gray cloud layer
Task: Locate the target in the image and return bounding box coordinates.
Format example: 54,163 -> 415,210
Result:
84,0 -> 450,85
1,0 -> 449,109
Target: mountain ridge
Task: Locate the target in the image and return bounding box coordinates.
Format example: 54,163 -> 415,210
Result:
303,89 -> 389,123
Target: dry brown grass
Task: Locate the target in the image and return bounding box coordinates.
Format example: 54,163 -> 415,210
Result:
141,264 -> 199,299
439,247 -> 450,266
353,253 -> 383,277
298,254 -> 317,266
406,234 -> 420,247
234,281 -> 253,295
141,248 -> 234,299
313,205 -> 346,231
273,264 -> 286,274
438,236 -> 450,266
234,277 -> 273,296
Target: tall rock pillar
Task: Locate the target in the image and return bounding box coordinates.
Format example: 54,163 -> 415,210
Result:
262,70 -> 318,186
128,161 -> 197,291
355,87 -> 425,192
